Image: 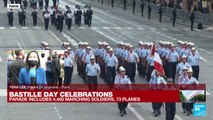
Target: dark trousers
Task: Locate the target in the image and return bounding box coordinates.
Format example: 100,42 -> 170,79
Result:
39,1 -> 43,9
167,62 -> 177,81
111,0 -> 114,7
87,76 -> 98,90
141,8 -> 144,16
165,103 -> 176,120
9,18 -> 13,26
159,13 -> 162,22
146,66 -> 154,81
124,3 -> 126,10
133,5 -> 135,14
77,62 -> 82,76
77,18 -> 81,26
152,102 -> 162,112
4,0 -> 7,7
173,17 -> 176,26
100,64 -> 105,79
51,15 -> 55,25
33,16 -> 37,26
191,21 -> 194,30
192,65 -> 199,80
118,102 -> 128,111
67,18 -> 72,30
127,62 -> 136,83
59,78 -> 62,86
148,12 -> 151,19
88,16 -> 92,27
107,66 -> 116,84
46,71 -> 53,85
64,67 -> 73,85
137,63 -> 142,76
185,103 -> 194,113
82,64 -> 87,81
52,73 -> 60,85
44,18 -> 49,30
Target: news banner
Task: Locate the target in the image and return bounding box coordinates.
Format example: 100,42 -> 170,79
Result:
7,84 -> 205,102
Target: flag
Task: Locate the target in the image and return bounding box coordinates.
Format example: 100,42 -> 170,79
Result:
150,43 -> 165,76
56,0 -> 59,12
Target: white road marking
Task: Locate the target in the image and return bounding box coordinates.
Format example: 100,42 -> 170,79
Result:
21,27 -> 28,29
91,27 -> 99,30
206,51 -> 213,54
53,103 -> 63,120
79,27 -> 86,29
112,27 -> 121,30
102,27 -> 110,29
48,30 -> 63,44
94,30 -> 118,43
138,27 -> 144,30
175,114 -> 184,120
207,91 -> 211,95
126,27 -> 133,30
0,27 -> 5,29
10,27 -> 16,29
148,28 -> 156,30
0,56 -> 2,62
161,28 -> 168,31
33,26 -> 41,29
198,48 -> 205,51
15,28 -> 26,49
172,28 -> 179,31
0,89 -> 7,96
62,32 -> 78,47
128,104 -> 145,120
17,42 -> 22,49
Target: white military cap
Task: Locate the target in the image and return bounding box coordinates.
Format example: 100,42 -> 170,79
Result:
182,66 -> 188,71
86,46 -> 91,49
90,55 -> 95,59
191,47 -> 196,51
109,48 -> 114,52
119,66 -> 126,72
187,68 -> 193,73
182,55 -> 187,59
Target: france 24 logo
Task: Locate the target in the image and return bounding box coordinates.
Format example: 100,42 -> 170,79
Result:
193,104 -> 206,117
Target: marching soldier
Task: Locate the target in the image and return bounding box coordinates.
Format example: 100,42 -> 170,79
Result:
7,9 -> 13,26
159,4 -> 163,23
176,55 -> 192,79
87,6 -> 93,27
64,5 -> 69,25
105,48 -> 118,86
125,45 -> 139,83
23,0 -> 28,9
64,50 -> 73,85
123,0 -> 127,11
148,4 -> 152,19
31,7 -> 38,26
178,66 -> 188,114
76,7 -> 82,26
57,11 -> 64,32
190,10 -> 195,31
82,46 -> 95,81
165,78 -> 176,120
185,68 -> 199,116
50,6 -> 56,25
172,7 -> 177,26
66,8 -> 73,30
149,70 -> 166,117
111,0 -> 114,7
85,56 -> 100,90
3,0 -> 7,7
187,47 -> 202,80
146,51 -> 154,82
44,0 -> 49,7
83,5 -> 88,25
140,0 -> 144,16
43,9 -> 50,30
38,0 -> 43,9
114,66 -> 131,117
166,44 -> 179,81
132,0 -> 136,14
18,8 -> 22,25
75,42 -> 83,76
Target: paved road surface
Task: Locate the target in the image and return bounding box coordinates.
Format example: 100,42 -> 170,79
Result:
0,0 -> 212,119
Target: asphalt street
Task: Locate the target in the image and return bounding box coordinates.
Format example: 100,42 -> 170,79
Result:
0,0 -> 213,120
